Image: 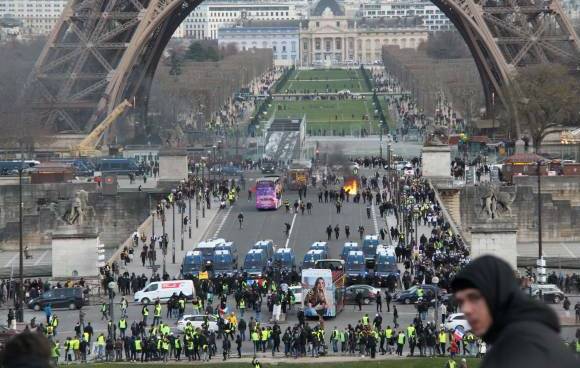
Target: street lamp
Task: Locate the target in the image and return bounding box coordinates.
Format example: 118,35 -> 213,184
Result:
432,276 -> 440,324
180,198 -> 184,251
16,151 -> 24,323
172,190 -> 176,265
107,281 -> 116,323
536,160 -> 546,284
188,191 -> 192,239
162,214 -> 166,276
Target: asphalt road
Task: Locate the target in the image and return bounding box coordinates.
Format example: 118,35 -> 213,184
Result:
1,167 -> 579,360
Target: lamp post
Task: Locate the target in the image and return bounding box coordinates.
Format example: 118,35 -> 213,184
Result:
162,215 -> 166,276
172,191 -> 176,264
432,276 -> 440,323
536,160 -> 546,284
188,192 -> 192,239
16,151 -> 24,323
180,200 -> 184,251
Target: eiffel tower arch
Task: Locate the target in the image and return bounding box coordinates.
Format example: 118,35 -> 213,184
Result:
26,0 -> 580,133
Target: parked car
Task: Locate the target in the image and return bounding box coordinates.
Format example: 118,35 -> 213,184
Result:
177,314 -> 219,333
27,287 -> 86,310
444,313 -> 471,332
530,284 -> 565,304
395,285 -> 444,304
344,285 -> 380,305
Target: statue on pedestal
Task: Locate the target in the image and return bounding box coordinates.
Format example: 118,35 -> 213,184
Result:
478,184 -> 515,220
63,190 -> 94,225
424,127 -> 449,146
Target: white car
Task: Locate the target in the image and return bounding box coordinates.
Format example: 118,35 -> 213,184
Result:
288,285 -> 302,304
176,314 -> 219,333
403,165 -> 414,176
444,313 -> 471,332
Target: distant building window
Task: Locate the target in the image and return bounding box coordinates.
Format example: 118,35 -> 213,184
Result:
316,21 -> 319,27
336,21 -> 340,27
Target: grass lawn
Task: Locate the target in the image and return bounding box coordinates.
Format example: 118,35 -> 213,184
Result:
82,358 -> 480,368
285,80 -> 366,93
260,98 -> 388,135
279,68 -> 370,93
293,68 -> 363,80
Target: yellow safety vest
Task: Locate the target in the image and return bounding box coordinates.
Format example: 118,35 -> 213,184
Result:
439,332 -> 447,343
448,360 -> 457,368
397,333 -> 405,344
97,335 -> 105,346
83,332 -> 89,342
142,307 -> 149,316
407,326 -> 415,337
251,332 -> 260,341
52,343 -> 60,357
385,328 -> 393,339
239,300 -> 245,308
154,305 -> 161,317
362,316 -> 369,325
135,339 -> 142,351
119,319 -> 127,329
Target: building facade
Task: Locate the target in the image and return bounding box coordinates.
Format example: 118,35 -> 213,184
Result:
300,0 -> 428,65
218,20 -> 300,66
358,0 -> 452,32
0,0 -> 67,36
178,0 -> 306,39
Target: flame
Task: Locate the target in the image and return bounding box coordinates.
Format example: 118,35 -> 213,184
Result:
343,178 -> 358,195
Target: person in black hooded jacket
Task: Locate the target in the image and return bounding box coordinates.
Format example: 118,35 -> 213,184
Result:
451,255 -> 577,368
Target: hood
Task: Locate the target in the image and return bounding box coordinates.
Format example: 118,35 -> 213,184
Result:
451,255 -> 559,344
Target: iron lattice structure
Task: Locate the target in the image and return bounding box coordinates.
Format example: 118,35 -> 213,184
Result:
26,0 -> 580,132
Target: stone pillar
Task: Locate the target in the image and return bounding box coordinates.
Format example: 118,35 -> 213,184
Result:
421,145 -> 451,178
158,149 -> 188,183
52,227 -> 100,278
470,219 -> 518,269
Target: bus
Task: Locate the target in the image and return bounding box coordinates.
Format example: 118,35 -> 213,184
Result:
255,176 -> 282,210
301,267 -> 344,318
96,158 -> 141,175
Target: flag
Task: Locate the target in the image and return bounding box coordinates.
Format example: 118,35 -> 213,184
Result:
453,328 -> 465,341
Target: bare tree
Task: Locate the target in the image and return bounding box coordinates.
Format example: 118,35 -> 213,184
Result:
502,63 -> 580,152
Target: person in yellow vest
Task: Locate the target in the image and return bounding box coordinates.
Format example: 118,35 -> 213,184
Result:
50,315 -> 59,337
260,327 -> 268,353
162,336 -> 170,362
118,317 -> 128,338
239,298 -> 246,317
385,326 -> 394,354
362,313 -> 370,326
134,336 -> 142,362
153,301 -> 162,325
407,323 -> 416,356
46,324 -> 54,339
251,328 -> 260,357
252,357 -> 262,368
72,336 -> 80,361
63,337 -> 71,362
51,340 -> 60,366
178,297 -> 186,318
142,305 -> 149,325
439,329 -> 448,356
446,358 -> 457,368
396,330 -> 406,356
96,333 -> 106,360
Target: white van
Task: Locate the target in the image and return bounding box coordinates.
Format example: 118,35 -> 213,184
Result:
134,280 -> 195,305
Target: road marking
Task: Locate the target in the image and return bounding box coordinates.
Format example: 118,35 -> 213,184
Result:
285,213 -> 297,249
33,250 -> 49,266
213,206 -> 233,238
371,204 -> 379,234
560,242 -> 576,258
3,254 -> 18,268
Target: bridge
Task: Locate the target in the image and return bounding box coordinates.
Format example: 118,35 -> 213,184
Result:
25,0 -> 580,133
